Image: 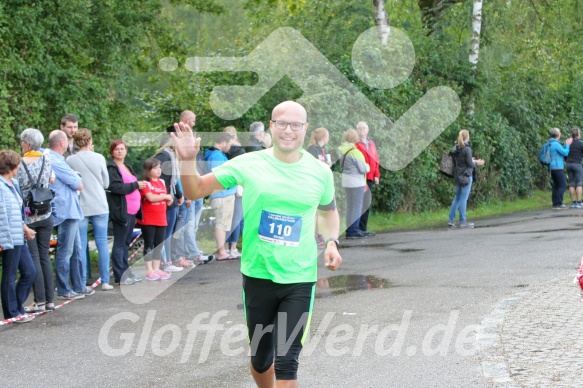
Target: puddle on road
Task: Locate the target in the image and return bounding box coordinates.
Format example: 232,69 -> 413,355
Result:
316,275 -> 393,298
508,228 -> 577,234
340,243 -> 424,253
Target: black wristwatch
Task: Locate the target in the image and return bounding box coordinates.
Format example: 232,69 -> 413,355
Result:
325,238 -> 340,249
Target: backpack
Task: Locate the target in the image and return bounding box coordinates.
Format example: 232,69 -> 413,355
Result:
21,157 -> 54,217
438,152 -> 454,178
539,140 -> 552,166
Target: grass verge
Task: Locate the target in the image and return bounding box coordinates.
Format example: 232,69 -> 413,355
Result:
367,190 -> 552,232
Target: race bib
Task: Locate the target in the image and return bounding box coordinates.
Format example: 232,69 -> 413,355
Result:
258,210 -> 302,246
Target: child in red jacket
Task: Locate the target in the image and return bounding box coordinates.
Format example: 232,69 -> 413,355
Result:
139,158 -> 173,280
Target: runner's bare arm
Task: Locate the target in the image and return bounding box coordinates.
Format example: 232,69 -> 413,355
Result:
181,168 -> 224,200
170,122 -> 225,200
317,208 -> 342,271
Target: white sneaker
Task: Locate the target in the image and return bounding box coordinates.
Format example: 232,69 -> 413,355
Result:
15,314 -> 35,323
165,264 -> 184,272
101,283 -> 114,291
230,249 -> 241,258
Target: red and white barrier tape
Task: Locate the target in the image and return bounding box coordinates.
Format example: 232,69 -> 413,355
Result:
2,275 -> 107,326
0,298 -> 75,326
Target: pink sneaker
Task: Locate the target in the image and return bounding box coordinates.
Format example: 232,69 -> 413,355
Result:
146,271 -> 161,281
156,270 -> 171,280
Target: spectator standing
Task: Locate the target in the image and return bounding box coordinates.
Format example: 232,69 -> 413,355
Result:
0,150 -> 37,322
184,152 -> 211,264
139,158 -> 172,281
66,129 -> 113,291
205,132 -> 237,261
48,130 -> 90,299
307,127 -> 331,165
246,121 -> 266,152
566,128 -> 583,208
170,110 -> 202,267
307,127 -> 332,246
155,136 -> 185,272
546,127 -> 572,210
60,114 -> 79,157
355,121 -> 380,237
17,129 -> 55,312
224,126 -> 245,258
338,129 -> 369,239
448,129 -> 485,227
106,140 -> 146,285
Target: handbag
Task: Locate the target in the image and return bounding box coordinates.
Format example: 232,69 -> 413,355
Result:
21,156 -> 54,216
438,152 -> 454,178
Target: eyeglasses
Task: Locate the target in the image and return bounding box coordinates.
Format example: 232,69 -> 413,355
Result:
270,120 -> 306,131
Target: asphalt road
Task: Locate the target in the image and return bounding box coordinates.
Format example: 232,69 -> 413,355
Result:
1,209 -> 580,387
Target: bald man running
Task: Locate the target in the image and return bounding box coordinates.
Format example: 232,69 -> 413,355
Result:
172,101 -> 342,388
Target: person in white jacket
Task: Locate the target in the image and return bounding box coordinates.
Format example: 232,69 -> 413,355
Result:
67,128 -> 113,291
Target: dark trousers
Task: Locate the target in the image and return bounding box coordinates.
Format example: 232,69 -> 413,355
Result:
551,169 -> 567,206
359,180 -> 374,231
111,215 -> 136,283
1,244 -> 36,319
27,216 -> 54,304
141,225 -> 166,262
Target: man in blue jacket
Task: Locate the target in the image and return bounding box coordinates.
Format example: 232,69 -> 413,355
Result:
548,127 -> 573,209
48,130 -> 93,299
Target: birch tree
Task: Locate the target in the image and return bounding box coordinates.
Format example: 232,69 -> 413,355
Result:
372,0 -> 390,44
467,0 -> 483,116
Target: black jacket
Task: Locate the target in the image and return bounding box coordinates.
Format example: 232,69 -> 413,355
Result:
227,144 -> 246,160
451,143 -> 475,184
154,150 -> 183,209
106,160 -> 140,225
245,137 -> 265,153
307,144 -> 326,159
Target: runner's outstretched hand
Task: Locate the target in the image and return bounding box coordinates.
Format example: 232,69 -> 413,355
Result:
324,245 -> 342,271
170,122 -> 201,161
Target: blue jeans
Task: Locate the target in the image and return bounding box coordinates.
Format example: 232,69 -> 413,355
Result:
227,196 -> 243,245
172,202 -> 188,259
344,186 -> 365,236
1,244 -> 36,319
79,214 -> 110,284
448,178 -> 473,223
163,206 -> 178,264
55,219 -> 84,295
184,199 -> 204,257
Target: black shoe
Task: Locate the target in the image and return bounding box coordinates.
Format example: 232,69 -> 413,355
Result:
362,231 -> 376,237
346,232 -> 367,239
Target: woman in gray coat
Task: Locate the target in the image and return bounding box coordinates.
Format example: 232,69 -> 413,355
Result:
338,129 -> 369,239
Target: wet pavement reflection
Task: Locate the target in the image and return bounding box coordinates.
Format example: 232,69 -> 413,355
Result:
316,274 -> 393,298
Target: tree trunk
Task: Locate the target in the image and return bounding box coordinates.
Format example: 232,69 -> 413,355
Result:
467,0 -> 483,117
372,0 -> 390,45
469,0 -> 483,69
417,0 -> 463,35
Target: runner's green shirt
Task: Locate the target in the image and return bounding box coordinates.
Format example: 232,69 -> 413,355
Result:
213,148 -> 335,283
